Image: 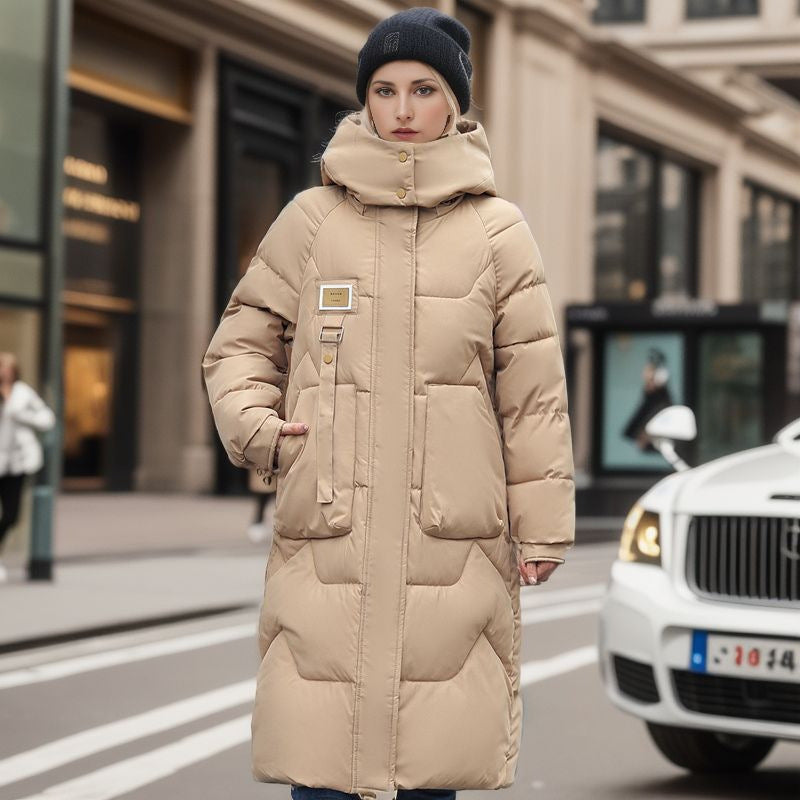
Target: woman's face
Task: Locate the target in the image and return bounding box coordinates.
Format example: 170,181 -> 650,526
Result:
367,60 -> 452,143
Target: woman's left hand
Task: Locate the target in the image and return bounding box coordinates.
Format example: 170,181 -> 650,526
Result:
517,554 -> 561,586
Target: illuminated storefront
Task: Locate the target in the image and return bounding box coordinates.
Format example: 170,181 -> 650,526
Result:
62,102 -> 142,488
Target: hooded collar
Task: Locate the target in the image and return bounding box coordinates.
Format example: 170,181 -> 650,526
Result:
319,113 -> 497,212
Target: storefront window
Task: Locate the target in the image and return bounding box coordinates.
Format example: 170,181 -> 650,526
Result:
0,247 -> 43,301
595,134 -> 698,301
740,182 -> 798,301
61,97 -> 142,489
0,0 -> 49,245
592,0 -> 646,23
63,320 -> 114,483
697,331 -> 762,462
686,0 -> 759,18
601,331 -> 685,471
64,104 -> 142,301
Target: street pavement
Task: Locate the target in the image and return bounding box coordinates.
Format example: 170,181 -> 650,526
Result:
1,537 -> 798,800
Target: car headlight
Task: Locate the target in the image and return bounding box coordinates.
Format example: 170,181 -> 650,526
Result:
618,502 -> 661,566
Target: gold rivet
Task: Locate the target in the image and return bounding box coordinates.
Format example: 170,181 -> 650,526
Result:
396,187 -> 406,199
323,353 -> 333,364
398,151 -> 408,162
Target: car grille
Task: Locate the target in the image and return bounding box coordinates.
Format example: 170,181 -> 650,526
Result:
685,515 -> 800,606
672,668 -> 800,725
613,654 -> 660,704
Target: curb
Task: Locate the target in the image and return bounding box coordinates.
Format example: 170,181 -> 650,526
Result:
0,602 -> 260,656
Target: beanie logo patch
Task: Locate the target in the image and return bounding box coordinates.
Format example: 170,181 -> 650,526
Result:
383,31 -> 400,54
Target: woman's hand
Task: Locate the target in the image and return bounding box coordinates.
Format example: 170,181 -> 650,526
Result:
517,553 -> 561,586
273,421 -> 308,466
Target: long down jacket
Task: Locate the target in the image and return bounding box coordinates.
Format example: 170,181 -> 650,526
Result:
202,112 -> 576,795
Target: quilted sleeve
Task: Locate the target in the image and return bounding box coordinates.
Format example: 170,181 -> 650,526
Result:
202,196 -> 311,477
490,204 -> 576,563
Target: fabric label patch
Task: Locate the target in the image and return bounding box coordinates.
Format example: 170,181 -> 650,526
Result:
318,283 -> 353,311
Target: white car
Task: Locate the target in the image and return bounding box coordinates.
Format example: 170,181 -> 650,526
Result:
598,407 -> 800,773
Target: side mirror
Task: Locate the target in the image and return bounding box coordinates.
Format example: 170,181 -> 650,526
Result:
645,405 -> 697,442
773,417 -> 800,458
644,405 -> 697,472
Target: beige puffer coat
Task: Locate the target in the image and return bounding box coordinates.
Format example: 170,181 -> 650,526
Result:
203,111 -> 576,795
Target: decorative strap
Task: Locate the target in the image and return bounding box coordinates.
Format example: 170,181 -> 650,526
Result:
317,314 -> 346,503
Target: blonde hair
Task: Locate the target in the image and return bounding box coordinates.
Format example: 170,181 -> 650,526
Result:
359,63 -> 467,140
0,352 -> 20,383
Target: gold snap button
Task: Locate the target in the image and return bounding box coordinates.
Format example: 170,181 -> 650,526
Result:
323,353 -> 333,364
398,151 -> 408,162
396,187 -> 406,199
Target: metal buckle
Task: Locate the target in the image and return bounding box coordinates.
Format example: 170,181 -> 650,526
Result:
319,325 -> 344,343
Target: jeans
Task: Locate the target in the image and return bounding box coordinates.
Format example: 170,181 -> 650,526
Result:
290,786 -> 456,800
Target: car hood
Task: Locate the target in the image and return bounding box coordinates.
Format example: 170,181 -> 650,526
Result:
672,443 -> 800,516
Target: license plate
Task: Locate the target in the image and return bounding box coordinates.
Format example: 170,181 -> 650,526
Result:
690,630 -> 800,683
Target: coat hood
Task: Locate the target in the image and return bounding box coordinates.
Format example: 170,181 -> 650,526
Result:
319,112 -> 497,208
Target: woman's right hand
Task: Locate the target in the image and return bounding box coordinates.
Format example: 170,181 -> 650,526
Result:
274,421 -> 308,467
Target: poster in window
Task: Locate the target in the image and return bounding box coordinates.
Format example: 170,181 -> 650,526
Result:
602,331 -> 685,470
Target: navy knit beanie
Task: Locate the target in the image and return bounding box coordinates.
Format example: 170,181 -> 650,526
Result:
356,7 -> 473,115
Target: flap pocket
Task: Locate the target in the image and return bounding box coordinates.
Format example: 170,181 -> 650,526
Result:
419,384 -> 506,539
273,383 -> 357,539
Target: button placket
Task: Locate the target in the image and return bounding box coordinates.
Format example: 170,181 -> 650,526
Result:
397,150 -> 410,200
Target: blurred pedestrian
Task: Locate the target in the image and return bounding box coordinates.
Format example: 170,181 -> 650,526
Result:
0,352 -> 55,581
203,6 -> 575,798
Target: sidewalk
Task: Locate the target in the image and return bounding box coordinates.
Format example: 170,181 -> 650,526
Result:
53,492 -> 262,560
0,493 -> 622,653
0,493 -> 269,653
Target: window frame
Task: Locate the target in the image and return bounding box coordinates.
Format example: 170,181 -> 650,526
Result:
592,0 -> 646,24
685,0 -> 760,20
740,179 -> 800,302
594,125 -> 701,303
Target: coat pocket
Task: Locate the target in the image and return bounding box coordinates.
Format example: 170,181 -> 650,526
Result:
419,384 -> 506,539
273,383 -> 357,539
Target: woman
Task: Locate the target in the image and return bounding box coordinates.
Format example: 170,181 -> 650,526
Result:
203,7 -> 575,799
0,352 -> 56,582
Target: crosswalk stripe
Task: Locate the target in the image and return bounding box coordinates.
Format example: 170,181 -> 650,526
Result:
521,645 -> 598,686
0,681 -> 254,788
520,582 -> 606,610
0,624 -> 255,690
522,598 -> 602,626
11,714 -> 251,800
